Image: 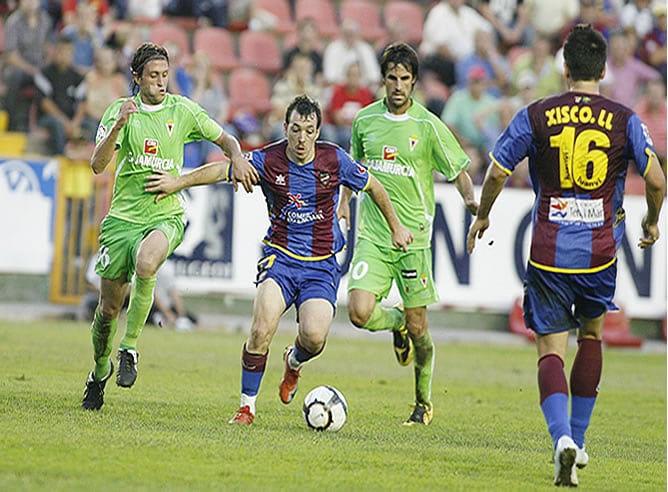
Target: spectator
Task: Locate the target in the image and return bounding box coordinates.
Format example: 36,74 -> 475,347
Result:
606,28 -> 660,107
476,0 -> 531,50
126,0 -> 163,21
163,0 -> 228,28
60,2 -> 105,75
560,0 -> 618,46
147,259 -> 198,332
420,0 -> 492,90
322,19 -> 381,89
326,61 -> 374,149
282,17 -> 323,81
638,2 -> 667,81
61,0 -> 112,38
512,33 -> 563,98
81,46 -> 129,143
2,0 -> 52,132
526,0 -> 579,49
621,0 -> 654,40
634,78 -> 667,165
34,35 -> 86,156
268,51 -> 324,140
455,29 -> 511,97
441,64 -> 500,183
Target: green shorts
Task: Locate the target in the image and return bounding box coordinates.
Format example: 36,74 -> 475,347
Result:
94,215 -> 185,282
347,237 -> 439,309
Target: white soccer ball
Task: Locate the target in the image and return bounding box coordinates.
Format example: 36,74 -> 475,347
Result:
302,385 -> 348,432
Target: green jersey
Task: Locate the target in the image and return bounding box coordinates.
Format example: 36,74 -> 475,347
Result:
97,93 -> 223,224
351,98 -> 470,249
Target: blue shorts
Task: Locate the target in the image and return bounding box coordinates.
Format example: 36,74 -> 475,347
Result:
255,246 -> 341,312
523,262 -> 618,335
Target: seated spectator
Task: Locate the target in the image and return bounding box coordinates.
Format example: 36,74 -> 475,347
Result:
621,0 -> 655,40
327,61 -> 374,149
268,51 -> 325,140
81,46 -> 129,143
441,64 -> 500,183
61,0 -> 112,38
634,78 -> 667,166
420,0 -> 492,90
148,259 -> 198,332
526,0 -> 579,49
476,0 -> 531,50
638,2 -> 667,81
34,35 -> 87,156
60,2 -> 105,74
322,19 -> 381,90
559,0 -> 618,46
283,17 -> 324,82
512,33 -> 563,98
607,28 -> 660,107
455,29 -> 511,97
126,0 -> 163,21
2,0 -> 52,132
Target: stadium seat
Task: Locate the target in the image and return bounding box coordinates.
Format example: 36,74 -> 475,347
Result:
238,30 -> 283,75
339,0 -> 385,42
227,67 -> 272,116
254,0 -> 295,34
150,22 -> 190,59
384,1 -> 424,45
602,307 -> 643,348
192,27 -> 240,72
294,0 -> 340,38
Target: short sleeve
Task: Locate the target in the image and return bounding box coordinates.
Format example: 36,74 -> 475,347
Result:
490,107 -> 534,174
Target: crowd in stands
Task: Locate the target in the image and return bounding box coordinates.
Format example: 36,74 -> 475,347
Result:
0,0 -> 665,189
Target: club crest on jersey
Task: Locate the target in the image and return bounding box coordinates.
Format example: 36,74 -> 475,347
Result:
317,170 -> 331,187
144,139 -> 158,155
383,145 -> 398,161
409,135 -> 418,152
166,119 -> 174,136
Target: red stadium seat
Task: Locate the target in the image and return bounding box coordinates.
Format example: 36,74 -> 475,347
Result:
602,307 -> 643,348
508,297 -> 535,342
340,0 -> 385,42
294,0 -> 340,39
254,0 -> 295,34
150,23 -> 190,58
384,1 -> 424,45
238,30 -> 283,75
227,67 -> 272,116
192,27 -> 240,72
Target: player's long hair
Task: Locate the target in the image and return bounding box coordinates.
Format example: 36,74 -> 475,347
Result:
285,94 -> 322,129
380,42 -> 419,86
129,42 -> 169,94
563,24 -> 607,82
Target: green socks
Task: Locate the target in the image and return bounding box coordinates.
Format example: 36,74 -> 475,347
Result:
120,275 -> 157,350
413,331 -> 434,406
362,305 -> 404,332
92,309 -> 118,381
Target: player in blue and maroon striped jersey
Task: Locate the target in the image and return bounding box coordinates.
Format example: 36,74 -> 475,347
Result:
145,95 -> 413,425
467,25 -> 665,487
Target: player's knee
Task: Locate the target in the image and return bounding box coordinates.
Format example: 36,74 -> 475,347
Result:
348,305 -> 370,328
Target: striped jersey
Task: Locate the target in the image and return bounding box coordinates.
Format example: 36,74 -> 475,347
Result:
491,91 -> 658,273
351,98 -> 470,249
97,93 -> 223,224
243,140 -> 371,260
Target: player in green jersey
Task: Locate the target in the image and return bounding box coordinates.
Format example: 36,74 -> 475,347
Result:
81,42 -> 259,410
338,43 -> 478,425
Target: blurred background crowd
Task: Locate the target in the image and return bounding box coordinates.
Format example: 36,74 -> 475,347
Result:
0,0 -> 665,189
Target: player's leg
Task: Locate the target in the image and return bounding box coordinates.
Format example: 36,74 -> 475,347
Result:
525,264 -> 580,486
402,306 -> 435,426
231,278 -> 286,424
569,265 -> 615,467
347,238 -> 402,333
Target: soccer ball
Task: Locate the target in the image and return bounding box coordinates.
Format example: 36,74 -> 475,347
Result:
302,385 -> 348,432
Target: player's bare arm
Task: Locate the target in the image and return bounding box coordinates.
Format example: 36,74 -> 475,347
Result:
365,175 -> 414,251
336,186 -> 354,230
145,161 -> 231,201
91,98 -> 138,174
638,154 -> 666,249
214,132 -> 259,193
454,170 -> 479,216
467,163 -> 508,254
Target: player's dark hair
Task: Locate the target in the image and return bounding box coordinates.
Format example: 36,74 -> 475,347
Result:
129,42 -> 169,93
563,24 -> 607,82
285,94 -> 322,129
380,42 -> 419,83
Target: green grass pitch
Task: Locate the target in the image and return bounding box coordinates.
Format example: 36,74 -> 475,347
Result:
0,319 -> 665,491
